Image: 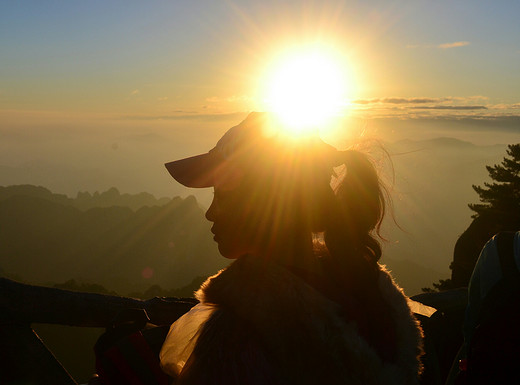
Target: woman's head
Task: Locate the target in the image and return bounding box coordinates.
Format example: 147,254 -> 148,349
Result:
166,112 -> 395,359
165,112 -> 388,262
204,142 -> 337,259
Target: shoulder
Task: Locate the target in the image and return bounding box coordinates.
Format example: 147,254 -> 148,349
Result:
197,254 -> 335,316
377,264 -> 424,382
377,264 -> 416,315
195,255 -> 382,383
169,256 -> 423,384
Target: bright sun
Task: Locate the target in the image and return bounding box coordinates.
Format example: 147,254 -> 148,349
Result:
261,46 -> 351,136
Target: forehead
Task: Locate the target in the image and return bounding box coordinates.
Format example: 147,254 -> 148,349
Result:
212,181 -> 246,207
212,159 -> 245,191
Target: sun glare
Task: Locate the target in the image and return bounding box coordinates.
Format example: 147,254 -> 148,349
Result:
261,47 -> 351,137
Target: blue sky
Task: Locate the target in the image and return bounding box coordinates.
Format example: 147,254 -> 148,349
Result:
2,1 -> 519,111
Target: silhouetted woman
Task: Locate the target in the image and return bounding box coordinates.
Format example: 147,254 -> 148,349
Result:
160,112 -> 423,384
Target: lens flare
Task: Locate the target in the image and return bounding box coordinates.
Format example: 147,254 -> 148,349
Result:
141,267 -> 154,279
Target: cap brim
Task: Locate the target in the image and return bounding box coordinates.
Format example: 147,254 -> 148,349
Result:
165,152 -> 220,188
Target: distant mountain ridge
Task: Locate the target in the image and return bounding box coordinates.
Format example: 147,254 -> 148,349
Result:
0,184 -> 446,296
0,186 -> 229,294
0,185 -> 171,211
394,137 -> 476,148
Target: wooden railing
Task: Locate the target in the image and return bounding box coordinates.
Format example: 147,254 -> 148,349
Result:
0,278 -> 197,384
0,277 -> 468,385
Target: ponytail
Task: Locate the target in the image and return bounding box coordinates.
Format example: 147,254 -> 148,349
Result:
325,149 -> 387,264
321,148 -> 397,362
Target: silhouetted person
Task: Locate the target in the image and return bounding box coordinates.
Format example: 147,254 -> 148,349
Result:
160,112 -> 423,384
449,231 -> 520,385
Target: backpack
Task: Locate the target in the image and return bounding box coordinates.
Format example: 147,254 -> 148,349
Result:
460,231 -> 520,385
94,308 -> 171,385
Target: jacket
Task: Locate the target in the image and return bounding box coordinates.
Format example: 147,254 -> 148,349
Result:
160,254 -> 423,384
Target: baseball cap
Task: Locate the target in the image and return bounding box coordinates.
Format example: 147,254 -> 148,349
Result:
165,112 -> 273,188
165,111 -> 335,188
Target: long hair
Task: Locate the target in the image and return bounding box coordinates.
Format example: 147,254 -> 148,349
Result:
321,148 -> 397,362
233,141 -> 397,360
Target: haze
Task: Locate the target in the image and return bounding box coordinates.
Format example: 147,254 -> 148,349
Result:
1,1 -> 519,292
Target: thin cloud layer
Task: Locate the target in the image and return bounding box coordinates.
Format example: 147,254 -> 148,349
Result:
122,111 -> 247,122
352,97 -> 454,104
409,105 -> 487,110
493,103 -> 520,110
406,41 -> 471,49
438,41 -> 470,49
348,95 -> 520,121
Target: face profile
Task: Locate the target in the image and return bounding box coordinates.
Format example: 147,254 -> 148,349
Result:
205,184 -> 256,259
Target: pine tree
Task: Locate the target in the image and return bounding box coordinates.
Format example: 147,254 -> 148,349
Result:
424,143 -> 520,292
469,143 -> 520,217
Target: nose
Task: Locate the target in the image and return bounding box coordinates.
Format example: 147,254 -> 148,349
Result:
205,196 -> 217,222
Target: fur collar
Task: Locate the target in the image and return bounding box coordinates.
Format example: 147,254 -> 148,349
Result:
194,255 -> 423,384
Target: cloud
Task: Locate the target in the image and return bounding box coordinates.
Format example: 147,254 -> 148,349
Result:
206,95 -> 253,103
409,105 -> 487,110
352,97 -> 453,105
385,98 -> 446,104
406,41 -> 470,49
351,96 -> 493,108
157,96 -> 168,101
122,111 -> 248,122
346,95 -> 520,122
492,103 -> 520,110
465,95 -> 489,101
130,89 -> 140,96
438,41 -> 470,49
204,95 -> 254,114
417,115 -> 520,130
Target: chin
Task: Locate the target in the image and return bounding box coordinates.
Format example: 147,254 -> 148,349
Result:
217,244 -> 240,259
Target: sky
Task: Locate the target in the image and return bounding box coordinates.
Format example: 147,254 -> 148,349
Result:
2,1 -> 520,121
0,0 -> 519,198
1,0 -> 519,281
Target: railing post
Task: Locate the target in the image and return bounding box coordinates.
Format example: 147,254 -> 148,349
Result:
0,323 -> 77,385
